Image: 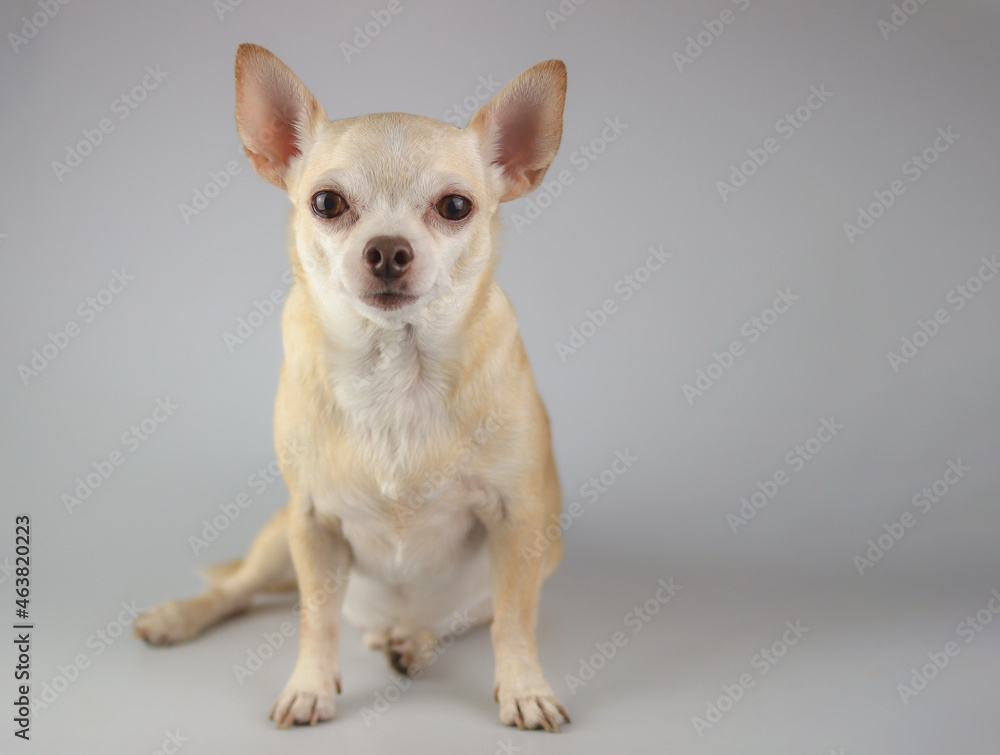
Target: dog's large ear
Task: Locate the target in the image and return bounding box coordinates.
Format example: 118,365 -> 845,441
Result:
467,60 -> 567,202
235,43 -> 327,189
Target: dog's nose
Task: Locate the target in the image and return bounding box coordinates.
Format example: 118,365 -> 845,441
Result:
363,236 -> 413,280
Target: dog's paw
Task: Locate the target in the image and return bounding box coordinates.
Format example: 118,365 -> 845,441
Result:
270,677 -> 341,728
386,627 -> 435,677
495,684 -> 570,732
363,628 -> 389,650
134,600 -> 204,646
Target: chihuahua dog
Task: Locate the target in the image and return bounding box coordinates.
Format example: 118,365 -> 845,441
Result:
135,44 -> 569,731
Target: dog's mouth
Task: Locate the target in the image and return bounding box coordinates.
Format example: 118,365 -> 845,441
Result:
363,290 -> 419,311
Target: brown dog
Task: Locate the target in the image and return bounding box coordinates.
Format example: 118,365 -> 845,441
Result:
136,43 -> 569,732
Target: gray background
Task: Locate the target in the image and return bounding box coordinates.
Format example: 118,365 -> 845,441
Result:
2,0 -> 999,753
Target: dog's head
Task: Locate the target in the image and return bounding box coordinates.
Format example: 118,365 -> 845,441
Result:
234,44 -> 566,325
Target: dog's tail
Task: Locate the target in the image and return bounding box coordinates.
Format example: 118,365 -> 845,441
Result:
198,558 -> 242,584
199,558 -> 298,593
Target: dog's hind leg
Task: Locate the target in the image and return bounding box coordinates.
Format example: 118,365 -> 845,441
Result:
136,505 -> 294,645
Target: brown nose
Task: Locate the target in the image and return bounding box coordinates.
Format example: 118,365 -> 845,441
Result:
363,236 -> 413,280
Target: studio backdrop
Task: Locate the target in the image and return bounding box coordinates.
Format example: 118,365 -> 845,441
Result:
2,1 -> 999,753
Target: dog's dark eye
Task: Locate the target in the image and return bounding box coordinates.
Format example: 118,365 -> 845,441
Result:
311,191 -> 348,219
435,195 -> 472,221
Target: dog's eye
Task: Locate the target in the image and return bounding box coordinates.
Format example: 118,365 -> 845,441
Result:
435,195 -> 472,221
311,191 -> 348,219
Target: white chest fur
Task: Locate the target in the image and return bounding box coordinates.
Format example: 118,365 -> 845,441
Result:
314,322 -> 494,584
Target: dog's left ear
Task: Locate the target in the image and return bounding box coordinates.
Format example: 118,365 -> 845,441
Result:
235,43 -> 327,189
467,60 -> 567,202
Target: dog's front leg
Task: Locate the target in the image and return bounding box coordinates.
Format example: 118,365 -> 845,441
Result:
271,499 -> 351,728
486,499 -> 570,732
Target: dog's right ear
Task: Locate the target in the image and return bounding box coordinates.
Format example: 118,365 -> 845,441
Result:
235,43 -> 327,189
467,60 -> 567,203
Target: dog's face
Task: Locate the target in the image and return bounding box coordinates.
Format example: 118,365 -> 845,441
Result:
287,115 -> 492,319
234,45 -> 566,324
